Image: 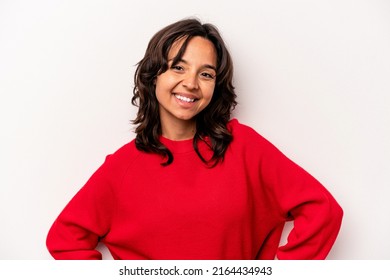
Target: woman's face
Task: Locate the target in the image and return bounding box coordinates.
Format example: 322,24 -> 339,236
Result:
155,36 -> 217,133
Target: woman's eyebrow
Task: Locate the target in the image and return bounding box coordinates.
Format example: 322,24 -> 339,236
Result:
203,64 -> 217,72
171,58 -> 217,71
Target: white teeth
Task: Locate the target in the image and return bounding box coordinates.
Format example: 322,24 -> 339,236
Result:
175,94 -> 195,103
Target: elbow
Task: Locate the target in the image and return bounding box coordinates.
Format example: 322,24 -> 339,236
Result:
332,198 -> 344,228
45,228 -> 57,259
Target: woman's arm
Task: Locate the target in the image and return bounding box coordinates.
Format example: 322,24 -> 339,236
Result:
46,158 -> 115,260
259,138 -> 343,259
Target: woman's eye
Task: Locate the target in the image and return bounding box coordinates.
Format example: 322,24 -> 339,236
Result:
201,72 -> 215,79
171,65 -> 184,71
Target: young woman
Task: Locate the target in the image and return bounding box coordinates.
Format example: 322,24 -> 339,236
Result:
46,18 -> 343,260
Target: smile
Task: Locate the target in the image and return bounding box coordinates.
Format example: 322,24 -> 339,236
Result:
174,94 -> 196,103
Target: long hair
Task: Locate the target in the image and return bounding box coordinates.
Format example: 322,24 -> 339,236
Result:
131,18 -> 237,166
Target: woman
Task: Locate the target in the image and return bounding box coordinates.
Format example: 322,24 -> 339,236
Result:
46,18 -> 343,260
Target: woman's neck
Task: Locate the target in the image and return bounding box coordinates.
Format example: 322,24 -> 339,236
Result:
161,119 -> 196,141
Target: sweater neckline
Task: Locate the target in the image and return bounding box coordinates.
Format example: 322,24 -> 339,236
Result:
158,118 -> 238,154
159,135 -> 212,154
159,136 -> 195,154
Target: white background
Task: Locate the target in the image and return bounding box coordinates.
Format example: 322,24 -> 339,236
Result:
0,0 -> 389,260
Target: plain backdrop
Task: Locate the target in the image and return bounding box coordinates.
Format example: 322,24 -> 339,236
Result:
0,0 -> 389,260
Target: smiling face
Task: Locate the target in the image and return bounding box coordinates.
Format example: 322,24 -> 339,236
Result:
155,36 -> 217,139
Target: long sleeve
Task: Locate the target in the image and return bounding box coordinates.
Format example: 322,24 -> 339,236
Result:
46,157 -> 115,260
258,138 -> 343,259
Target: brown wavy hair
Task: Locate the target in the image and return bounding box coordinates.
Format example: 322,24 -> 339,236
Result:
131,18 -> 237,166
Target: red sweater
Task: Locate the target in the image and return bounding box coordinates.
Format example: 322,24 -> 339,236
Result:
46,119 -> 343,260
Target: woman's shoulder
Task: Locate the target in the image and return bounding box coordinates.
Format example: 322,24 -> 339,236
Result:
227,118 -> 277,152
102,139 -> 141,168
228,118 -> 266,141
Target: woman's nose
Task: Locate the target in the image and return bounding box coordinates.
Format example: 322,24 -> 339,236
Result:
182,72 -> 199,90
